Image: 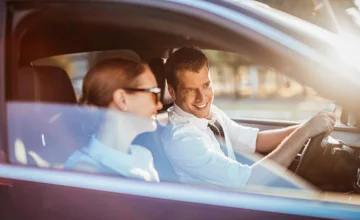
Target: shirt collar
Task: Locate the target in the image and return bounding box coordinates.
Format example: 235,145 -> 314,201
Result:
169,104 -> 217,130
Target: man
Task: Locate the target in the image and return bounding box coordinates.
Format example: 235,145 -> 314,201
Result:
161,47 -> 335,189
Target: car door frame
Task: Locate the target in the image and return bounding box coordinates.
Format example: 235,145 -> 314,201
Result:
0,0 -> 7,162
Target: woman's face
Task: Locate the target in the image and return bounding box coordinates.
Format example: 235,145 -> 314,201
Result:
124,68 -> 163,122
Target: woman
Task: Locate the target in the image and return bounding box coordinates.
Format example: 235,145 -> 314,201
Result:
65,58 -> 162,182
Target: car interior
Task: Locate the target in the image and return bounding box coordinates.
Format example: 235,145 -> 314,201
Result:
2,2 -> 360,218
6,3 -> 271,182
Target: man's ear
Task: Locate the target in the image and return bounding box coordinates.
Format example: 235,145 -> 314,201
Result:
168,84 -> 176,101
112,89 -> 128,112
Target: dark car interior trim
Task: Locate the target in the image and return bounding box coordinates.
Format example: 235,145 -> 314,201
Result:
235,118 -> 360,133
0,0 -> 8,160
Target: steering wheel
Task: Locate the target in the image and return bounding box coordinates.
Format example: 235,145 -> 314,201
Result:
295,132 -> 326,176
295,104 -> 336,177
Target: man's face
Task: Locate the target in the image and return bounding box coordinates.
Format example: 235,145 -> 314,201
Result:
170,65 -> 214,119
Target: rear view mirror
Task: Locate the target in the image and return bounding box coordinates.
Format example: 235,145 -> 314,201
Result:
341,108 -> 357,126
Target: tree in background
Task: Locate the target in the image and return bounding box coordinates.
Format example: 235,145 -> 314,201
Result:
204,50 -> 251,98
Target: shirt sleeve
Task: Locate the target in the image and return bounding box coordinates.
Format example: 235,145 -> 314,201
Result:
218,108 -> 259,153
163,128 -> 251,189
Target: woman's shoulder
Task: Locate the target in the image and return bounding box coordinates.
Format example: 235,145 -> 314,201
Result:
65,148 -> 98,170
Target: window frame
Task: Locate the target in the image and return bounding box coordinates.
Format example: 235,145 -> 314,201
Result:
0,0 -> 7,163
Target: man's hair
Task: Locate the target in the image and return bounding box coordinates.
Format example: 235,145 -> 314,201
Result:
80,58 -> 147,107
164,47 -> 208,90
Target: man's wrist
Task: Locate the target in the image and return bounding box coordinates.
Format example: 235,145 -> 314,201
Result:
297,123 -> 311,140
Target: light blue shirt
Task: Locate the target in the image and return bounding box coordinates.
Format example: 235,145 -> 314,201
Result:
161,104 -> 259,189
65,136 -> 159,182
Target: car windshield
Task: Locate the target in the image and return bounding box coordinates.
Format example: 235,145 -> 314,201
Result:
228,0 -> 360,77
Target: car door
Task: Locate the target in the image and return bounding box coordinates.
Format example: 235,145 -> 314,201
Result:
1,0 -> 360,219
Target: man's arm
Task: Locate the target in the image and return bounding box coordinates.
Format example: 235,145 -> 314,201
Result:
163,128 -> 252,189
256,125 -> 300,153
247,111 -> 335,185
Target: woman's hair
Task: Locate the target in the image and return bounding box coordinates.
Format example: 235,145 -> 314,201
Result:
80,58 -> 147,107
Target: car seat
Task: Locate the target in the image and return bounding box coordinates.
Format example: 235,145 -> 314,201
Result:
7,66 -> 90,167
134,58 -> 178,182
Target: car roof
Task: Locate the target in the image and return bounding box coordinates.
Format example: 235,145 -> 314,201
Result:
9,0 -> 356,76
7,0 -> 341,55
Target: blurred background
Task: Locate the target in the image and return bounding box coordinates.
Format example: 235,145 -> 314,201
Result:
32,0 -> 360,122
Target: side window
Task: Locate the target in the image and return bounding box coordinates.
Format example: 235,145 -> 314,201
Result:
203,50 -> 340,122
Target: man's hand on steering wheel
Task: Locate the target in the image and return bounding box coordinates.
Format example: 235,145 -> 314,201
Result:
301,111 -> 336,139
295,111 -> 336,177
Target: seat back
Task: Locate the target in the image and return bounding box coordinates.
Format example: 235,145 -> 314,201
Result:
133,121 -> 178,182
145,58 -> 178,181
148,58 -> 166,104
12,66 -> 77,104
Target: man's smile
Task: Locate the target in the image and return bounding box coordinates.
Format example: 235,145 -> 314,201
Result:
194,102 -> 208,109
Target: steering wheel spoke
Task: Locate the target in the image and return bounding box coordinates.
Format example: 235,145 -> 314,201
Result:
296,133 -> 326,176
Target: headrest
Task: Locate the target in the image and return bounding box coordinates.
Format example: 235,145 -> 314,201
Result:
89,50 -> 142,68
148,58 -> 165,99
14,66 -> 77,104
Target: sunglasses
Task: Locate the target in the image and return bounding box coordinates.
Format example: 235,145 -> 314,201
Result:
123,87 -> 161,104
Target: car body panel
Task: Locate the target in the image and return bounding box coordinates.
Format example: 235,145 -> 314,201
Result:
1,164 -> 360,219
